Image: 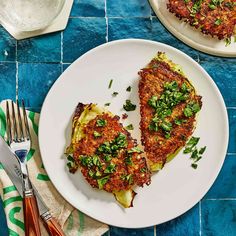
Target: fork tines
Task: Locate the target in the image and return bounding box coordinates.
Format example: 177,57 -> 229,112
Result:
6,100 -> 30,144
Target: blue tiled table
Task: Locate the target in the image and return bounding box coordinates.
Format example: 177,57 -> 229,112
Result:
0,1 -> 236,235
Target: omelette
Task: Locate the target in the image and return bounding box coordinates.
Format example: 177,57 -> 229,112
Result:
66,103 -> 151,208
167,0 -> 236,41
138,52 -> 202,171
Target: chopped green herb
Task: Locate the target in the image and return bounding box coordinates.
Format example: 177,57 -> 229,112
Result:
125,124 -> 134,130
199,146 -> 206,155
125,156 -> 133,166
123,100 -> 136,111
214,19 -> 222,25
104,103 -> 110,106
112,92 -> 119,97
97,176 -> 110,189
103,155 -> 112,162
127,147 -> 142,154
93,131 -> 102,138
108,79 -> 113,89
184,101 -> 201,117
184,0 -> 189,3
174,119 -> 187,125
67,155 -> 74,162
126,86 -> 132,92
96,119 -> 107,127
191,163 -> 198,169
160,121 -> 172,132
140,167 -> 147,173
184,137 -> 200,153
104,163 -> 116,174
88,170 -> 94,177
121,174 -> 133,184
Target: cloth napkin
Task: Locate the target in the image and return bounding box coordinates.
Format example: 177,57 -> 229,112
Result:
0,100 -> 109,236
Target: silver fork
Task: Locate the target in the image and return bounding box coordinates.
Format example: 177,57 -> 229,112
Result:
6,100 -> 41,236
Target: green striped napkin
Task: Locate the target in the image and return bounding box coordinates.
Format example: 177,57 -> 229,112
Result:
0,100 -> 108,236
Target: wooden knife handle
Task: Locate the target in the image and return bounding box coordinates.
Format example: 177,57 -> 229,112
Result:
42,216 -> 65,236
23,191 -> 41,236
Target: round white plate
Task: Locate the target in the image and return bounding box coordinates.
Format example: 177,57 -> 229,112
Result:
39,39 -> 228,228
149,0 -> 236,57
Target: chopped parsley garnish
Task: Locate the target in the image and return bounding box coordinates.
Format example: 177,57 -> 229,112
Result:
121,174 -> 133,184
183,137 -> 200,153
125,124 -> 134,130
126,86 -> 132,92
94,131 -> 102,138
191,163 -> 198,169
127,147 -> 143,154
104,163 -> 116,174
123,100 -> 136,111
97,176 -> 110,189
225,38 -> 231,46
112,92 -> 119,97
96,119 -> 107,127
183,137 -> 206,169
174,119 -> 187,126
184,101 -> 201,117
140,167 -> 147,173
108,79 -> 113,89
103,155 -> 112,162
147,81 -> 195,138
104,103 -> 110,106
214,19 -> 222,25
125,156 -> 133,165
97,133 -> 127,156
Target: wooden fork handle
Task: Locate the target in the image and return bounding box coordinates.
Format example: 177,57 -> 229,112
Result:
42,216 -> 65,236
23,190 -> 41,236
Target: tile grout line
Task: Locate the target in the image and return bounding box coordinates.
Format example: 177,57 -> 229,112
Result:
15,40 -> 18,100
104,0 -> 108,42
199,201 -> 202,236
154,225 -> 157,236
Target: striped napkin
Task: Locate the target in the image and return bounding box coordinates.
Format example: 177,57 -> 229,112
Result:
0,100 -> 108,236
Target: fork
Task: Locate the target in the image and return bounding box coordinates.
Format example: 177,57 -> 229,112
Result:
6,100 -> 41,236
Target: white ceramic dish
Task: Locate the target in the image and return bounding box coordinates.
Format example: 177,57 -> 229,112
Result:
149,0 -> 236,57
39,39 -> 228,228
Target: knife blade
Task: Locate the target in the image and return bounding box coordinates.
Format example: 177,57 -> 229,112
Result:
0,136 -> 65,236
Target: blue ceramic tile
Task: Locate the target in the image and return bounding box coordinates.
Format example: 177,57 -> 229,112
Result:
107,0 -> 151,17
102,231 -> 110,236
0,26 -> 16,61
18,63 -> 61,108
108,17 -> 199,60
110,226 -> 154,236
200,62 -> 236,107
0,198 -> 8,236
0,62 -> 16,101
108,17 -> 153,41
201,200 -> 236,236
205,155 -> 236,199
62,63 -> 71,71
17,32 -> 61,63
155,204 -> 200,236
63,18 -> 106,63
71,0 -> 105,17
228,109 -> 236,153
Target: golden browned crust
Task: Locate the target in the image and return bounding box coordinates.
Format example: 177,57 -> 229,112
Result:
138,55 -> 202,166
167,0 -> 236,40
69,103 -> 151,193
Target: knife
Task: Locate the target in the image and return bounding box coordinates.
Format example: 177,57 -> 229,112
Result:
0,137 -> 65,236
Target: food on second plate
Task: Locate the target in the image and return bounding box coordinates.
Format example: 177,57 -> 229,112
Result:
66,103 -> 151,208
138,52 -> 202,171
167,0 -> 236,41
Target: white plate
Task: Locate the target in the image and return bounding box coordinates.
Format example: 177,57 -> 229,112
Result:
39,39 -> 228,228
149,0 -> 236,57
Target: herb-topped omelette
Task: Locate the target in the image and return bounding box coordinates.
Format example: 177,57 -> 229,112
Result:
66,103 -> 151,208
